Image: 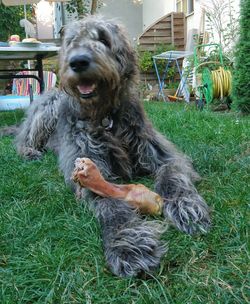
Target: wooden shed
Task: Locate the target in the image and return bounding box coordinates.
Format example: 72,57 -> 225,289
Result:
138,12 -> 186,84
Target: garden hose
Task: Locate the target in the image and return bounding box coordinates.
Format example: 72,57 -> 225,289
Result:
201,67 -> 232,103
211,67 -> 232,99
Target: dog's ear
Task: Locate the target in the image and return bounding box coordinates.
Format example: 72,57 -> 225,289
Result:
59,26 -> 65,39
109,23 -> 139,80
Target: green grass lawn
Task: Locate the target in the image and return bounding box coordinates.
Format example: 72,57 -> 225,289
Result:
0,103 -> 249,304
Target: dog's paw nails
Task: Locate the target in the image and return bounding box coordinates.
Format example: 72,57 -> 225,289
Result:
163,195 -> 211,235
74,158 -> 85,169
22,147 -> 43,160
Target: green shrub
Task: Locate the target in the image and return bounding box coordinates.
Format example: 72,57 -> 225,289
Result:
232,0 -> 250,114
138,50 -> 153,73
138,44 -> 176,81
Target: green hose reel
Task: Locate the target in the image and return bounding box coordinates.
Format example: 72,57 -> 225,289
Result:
202,68 -> 213,104
194,43 -> 227,106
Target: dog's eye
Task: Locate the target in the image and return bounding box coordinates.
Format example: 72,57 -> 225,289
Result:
99,38 -> 110,48
98,29 -> 111,48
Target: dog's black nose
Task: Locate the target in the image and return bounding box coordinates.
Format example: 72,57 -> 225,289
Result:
69,54 -> 91,72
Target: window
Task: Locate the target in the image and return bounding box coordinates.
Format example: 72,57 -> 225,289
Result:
176,0 -> 194,15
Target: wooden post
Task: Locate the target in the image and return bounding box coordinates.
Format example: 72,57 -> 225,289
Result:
171,13 -> 175,46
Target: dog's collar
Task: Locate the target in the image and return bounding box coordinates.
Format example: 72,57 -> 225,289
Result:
100,107 -> 119,131
101,116 -> 113,131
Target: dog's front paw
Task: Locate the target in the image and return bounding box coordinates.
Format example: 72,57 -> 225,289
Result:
104,221 -> 167,277
20,147 -> 43,160
163,193 -> 211,234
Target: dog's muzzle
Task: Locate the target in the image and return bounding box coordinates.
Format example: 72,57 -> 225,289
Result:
69,54 -> 91,73
69,54 -> 98,99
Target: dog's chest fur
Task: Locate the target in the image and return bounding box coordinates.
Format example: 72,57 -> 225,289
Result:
55,98 -> 149,179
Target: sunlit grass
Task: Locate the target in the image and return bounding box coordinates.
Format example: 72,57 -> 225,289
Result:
0,102 -> 249,303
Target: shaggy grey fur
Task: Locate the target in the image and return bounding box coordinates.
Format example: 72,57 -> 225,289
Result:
15,15 -> 210,277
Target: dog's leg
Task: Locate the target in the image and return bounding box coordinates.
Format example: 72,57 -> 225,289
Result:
16,90 -> 60,160
135,131 -> 210,234
72,159 -> 167,278
92,197 -> 167,278
154,159 -> 210,235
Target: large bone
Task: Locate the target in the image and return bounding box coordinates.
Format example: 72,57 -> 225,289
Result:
71,158 -> 163,215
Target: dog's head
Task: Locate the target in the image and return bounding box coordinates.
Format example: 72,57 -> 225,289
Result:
59,15 -> 138,103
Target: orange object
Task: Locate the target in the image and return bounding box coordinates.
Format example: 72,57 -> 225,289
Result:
167,94 -> 178,102
72,158 -> 163,215
167,84 -> 184,102
167,95 -> 184,102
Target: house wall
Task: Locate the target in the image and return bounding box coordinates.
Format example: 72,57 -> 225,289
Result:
142,0 -> 202,46
52,0 -> 239,47
142,0 -> 175,30
99,0 -> 143,43
143,0 -> 240,50
185,1 -> 201,32
57,0 -> 143,44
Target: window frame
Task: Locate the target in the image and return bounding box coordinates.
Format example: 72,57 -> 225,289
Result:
176,0 -> 194,16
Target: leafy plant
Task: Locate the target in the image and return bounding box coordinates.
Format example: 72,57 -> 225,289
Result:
194,45 -> 233,74
203,0 -> 239,61
138,44 -> 176,81
65,0 -> 88,17
65,0 -> 104,18
138,50 -> 152,73
0,4 -> 33,41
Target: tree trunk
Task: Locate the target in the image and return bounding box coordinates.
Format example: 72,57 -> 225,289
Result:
91,0 -> 98,14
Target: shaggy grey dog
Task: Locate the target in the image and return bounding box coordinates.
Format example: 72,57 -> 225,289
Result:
16,15 -> 210,277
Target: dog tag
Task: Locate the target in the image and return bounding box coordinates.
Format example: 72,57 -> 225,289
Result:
101,117 -> 113,130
